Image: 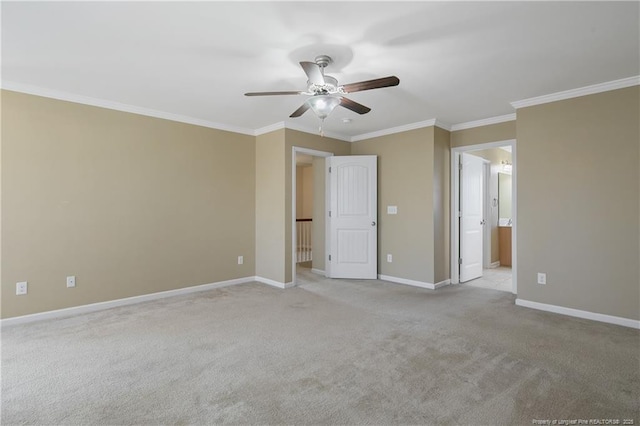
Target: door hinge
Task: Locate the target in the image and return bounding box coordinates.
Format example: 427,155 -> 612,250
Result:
329,255 -> 332,261
329,210 -> 331,217
458,258 -> 462,265
458,211 -> 462,217
329,166 -> 332,173
459,162 -> 463,170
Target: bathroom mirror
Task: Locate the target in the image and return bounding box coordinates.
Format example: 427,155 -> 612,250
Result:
498,172 -> 512,223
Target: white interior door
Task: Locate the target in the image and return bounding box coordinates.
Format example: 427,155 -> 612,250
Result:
460,152 -> 484,282
327,155 -> 377,279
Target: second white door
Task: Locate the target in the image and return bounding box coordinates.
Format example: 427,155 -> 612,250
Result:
460,152 -> 484,282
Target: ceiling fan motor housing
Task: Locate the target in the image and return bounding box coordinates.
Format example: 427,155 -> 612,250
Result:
309,75 -> 339,95
314,55 -> 332,69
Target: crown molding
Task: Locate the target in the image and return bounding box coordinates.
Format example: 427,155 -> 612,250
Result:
510,75 -> 640,109
1,81 -> 256,136
254,122 -> 285,136
350,118 -> 440,142
450,113 -> 516,132
434,119 -> 452,131
283,121 -> 352,142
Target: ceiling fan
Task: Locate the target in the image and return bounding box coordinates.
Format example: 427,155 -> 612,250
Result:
245,55 -> 400,134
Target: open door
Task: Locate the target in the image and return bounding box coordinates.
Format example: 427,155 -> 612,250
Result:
326,155 -> 377,279
460,152 -> 484,282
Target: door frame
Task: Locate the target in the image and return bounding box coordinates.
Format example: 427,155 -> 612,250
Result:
291,146 -> 333,286
450,139 -> 517,294
482,159 -> 491,270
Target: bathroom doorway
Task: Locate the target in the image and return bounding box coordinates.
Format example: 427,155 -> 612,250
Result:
451,140 -> 516,293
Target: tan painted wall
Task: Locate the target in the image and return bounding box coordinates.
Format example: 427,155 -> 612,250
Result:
352,127 -> 436,283
517,86 -> 639,320
295,164 -> 313,219
255,129 -> 286,283
312,156 -> 325,272
468,148 -> 512,264
284,129 -> 351,283
433,127 -> 451,283
302,165 -> 313,218
451,121 -> 516,148
296,166 -> 304,219
2,90 -> 256,318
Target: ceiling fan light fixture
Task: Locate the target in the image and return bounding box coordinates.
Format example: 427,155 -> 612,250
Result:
306,95 -> 341,119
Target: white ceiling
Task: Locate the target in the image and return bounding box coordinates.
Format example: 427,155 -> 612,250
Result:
2,2 -> 638,139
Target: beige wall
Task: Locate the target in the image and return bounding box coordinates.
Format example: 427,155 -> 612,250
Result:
295,164 -> 313,219
255,129 -> 286,283
517,86 -> 639,320
451,121 -> 515,148
284,129 -> 351,283
352,127 -> 437,283
296,166 -> 304,219
2,90 -> 256,318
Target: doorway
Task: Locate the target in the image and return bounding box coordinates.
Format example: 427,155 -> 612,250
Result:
451,140 -> 517,294
291,147 -> 333,286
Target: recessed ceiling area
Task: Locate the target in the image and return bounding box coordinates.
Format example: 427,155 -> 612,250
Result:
2,2 -> 638,139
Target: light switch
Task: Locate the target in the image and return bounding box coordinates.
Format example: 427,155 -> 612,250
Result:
387,205 -> 398,215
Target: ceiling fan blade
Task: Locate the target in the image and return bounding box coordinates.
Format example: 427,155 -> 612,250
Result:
339,97 -> 371,115
300,61 -> 325,85
341,76 -> 400,93
244,91 -> 304,96
290,102 -> 310,118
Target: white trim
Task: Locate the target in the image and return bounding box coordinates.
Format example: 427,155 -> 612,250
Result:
450,113 -> 516,132
434,279 -> 451,289
285,121 -> 351,142
254,276 -> 295,289
254,121 -> 285,136
311,268 -> 325,276
482,161 -> 491,269
489,261 -> 501,269
351,119 -> 438,142
255,121 -> 351,142
0,276 -> 255,327
255,276 -> 284,288
1,81 -> 256,136
510,75 -> 640,109
515,299 -> 640,330
434,119 -> 452,131
378,274 -> 446,290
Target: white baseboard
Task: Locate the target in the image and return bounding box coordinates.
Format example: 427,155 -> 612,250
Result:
515,299 -> 640,329
378,274 -> 449,290
489,261 -> 501,269
1,276 -> 256,327
311,268 -> 325,276
434,279 -> 451,289
254,276 -> 294,289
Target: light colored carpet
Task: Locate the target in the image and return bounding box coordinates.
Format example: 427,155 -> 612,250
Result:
2,270 -> 639,425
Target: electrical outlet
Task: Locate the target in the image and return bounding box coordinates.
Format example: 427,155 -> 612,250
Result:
16,281 -> 28,295
66,276 -> 76,288
238,256 -> 244,265
537,273 -> 547,285
387,254 -> 393,263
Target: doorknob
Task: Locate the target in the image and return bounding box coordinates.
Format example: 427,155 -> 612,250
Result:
372,221 -> 376,226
